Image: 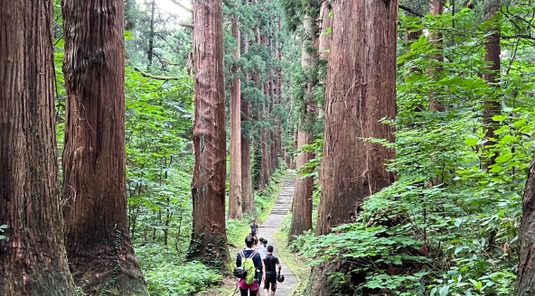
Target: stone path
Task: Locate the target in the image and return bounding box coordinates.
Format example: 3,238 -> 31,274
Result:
235,175 -> 297,296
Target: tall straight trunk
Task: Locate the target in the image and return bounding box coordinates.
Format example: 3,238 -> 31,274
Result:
429,0 -> 445,113
318,1 -> 332,60
483,0 -> 501,170
229,19 -> 243,220
61,0 -> 148,294
316,0 -> 398,236
241,32 -> 255,217
515,154 -> 535,295
187,0 -> 230,270
289,10 -> 316,241
147,0 -> 156,70
0,1 -> 76,294
254,132 -> 265,190
289,131 -> 314,240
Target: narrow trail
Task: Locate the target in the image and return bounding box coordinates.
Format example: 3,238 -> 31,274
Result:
235,175 -> 297,296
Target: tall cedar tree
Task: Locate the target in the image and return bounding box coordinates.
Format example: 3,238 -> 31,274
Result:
317,0 -> 398,239
241,23 -> 256,217
229,17 -> 244,220
61,0 -> 149,294
318,1 -> 332,60
311,2 -> 398,292
289,10 -> 316,241
0,1 -> 77,294
516,155 -> 535,294
483,0 -> 501,169
187,0 -> 230,269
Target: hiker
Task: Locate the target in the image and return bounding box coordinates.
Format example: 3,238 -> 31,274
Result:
257,237 -> 268,260
263,245 -> 281,296
252,236 -> 265,286
236,235 -> 264,296
250,220 -> 259,237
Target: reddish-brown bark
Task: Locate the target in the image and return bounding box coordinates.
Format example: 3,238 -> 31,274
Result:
187,0 -> 230,270
516,155 -> 535,294
316,0 -> 398,236
319,1 -> 332,60
289,131 -> 314,240
289,11 -> 316,241
241,33 -> 256,217
483,1 -> 501,169
0,0 -> 76,294
61,0 -> 148,294
229,19 -> 244,220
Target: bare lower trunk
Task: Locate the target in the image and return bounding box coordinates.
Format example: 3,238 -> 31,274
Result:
0,1 -> 76,294
288,131 -> 314,241
311,0 -> 398,293
316,0 -> 398,236
229,19 -> 243,220
289,10 -> 316,241
515,154 -> 535,295
61,0 -> 148,294
187,0 -> 230,270
318,1 -> 332,60
482,1 -> 501,170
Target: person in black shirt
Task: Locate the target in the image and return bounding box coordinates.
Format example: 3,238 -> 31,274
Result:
263,245 -> 281,296
250,220 -> 259,237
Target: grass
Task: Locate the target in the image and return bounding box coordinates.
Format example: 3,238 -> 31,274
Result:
273,214 -> 311,296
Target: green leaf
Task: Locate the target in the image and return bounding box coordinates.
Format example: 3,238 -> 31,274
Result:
492,115 -> 507,122
439,285 -> 450,296
476,281 -> 483,290
465,138 -> 478,146
500,134 -> 515,144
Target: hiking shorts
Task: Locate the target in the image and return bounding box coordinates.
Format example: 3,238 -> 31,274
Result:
264,274 -> 277,292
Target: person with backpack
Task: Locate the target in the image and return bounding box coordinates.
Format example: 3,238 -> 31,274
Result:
236,235 -> 264,296
263,245 -> 281,296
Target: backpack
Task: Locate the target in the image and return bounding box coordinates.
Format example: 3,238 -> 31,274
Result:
236,250 -> 257,285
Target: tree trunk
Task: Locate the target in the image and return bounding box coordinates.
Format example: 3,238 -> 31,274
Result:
289,10 -> 316,241
316,0 -> 398,238
61,0 -> 148,294
429,0 -> 445,113
0,1 -> 77,294
515,154 -> 535,295
318,1 -> 332,60
147,0 -> 156,70
482,0 -> 501,170
311,1 -> 398,293
289,131 -> 314,240
241,34 -> 256,217
229,19 -> 244,220
187,0 -> 230,270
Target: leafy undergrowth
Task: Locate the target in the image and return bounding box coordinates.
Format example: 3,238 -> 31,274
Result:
273,213 -> 311,296
136,244 -> 222,296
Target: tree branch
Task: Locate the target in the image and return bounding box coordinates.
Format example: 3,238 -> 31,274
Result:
133,66 -> 184,81
179,23 -> 194,29
170,0 -> 193,13
399,4 -> 425,18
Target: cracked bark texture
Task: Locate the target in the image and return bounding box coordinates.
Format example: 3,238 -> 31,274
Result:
515,154 -> 535,295
316,0 -> 398,236
187,0 -> 230,270
0,0 -> 76,294
61,0 -> 148,294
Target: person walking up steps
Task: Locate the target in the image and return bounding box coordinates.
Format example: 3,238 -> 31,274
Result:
236,236 -> 264,296
250,220 -> 259,237
263,245 -> 281,296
